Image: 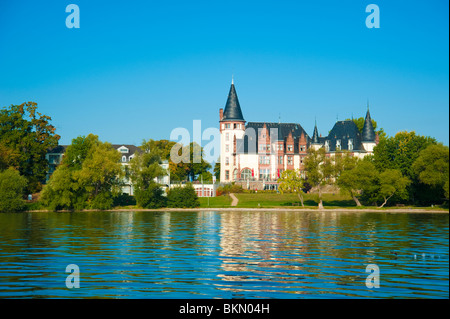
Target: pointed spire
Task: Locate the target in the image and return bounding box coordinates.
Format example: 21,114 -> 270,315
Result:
362,108 -> 375,142
312,120 -> 320,144
222,81 -> 245,121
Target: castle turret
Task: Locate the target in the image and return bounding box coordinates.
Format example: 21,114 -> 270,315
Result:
220,80 -> 246,182
361,107 -> 376,153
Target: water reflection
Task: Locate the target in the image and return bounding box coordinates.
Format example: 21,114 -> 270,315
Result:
0,211 -> 448,298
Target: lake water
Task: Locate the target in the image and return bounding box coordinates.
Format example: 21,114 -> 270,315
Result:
0,210 -> 448,299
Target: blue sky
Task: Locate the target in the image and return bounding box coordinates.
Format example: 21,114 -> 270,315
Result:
1,0 -> 448,150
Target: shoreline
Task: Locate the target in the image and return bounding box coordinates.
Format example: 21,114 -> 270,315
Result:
24,207 -> 449,213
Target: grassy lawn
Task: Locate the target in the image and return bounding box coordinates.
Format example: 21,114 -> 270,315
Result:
198,192 -> 356,208
200,192 -> 449,210
234,192 -> 356,208
198,195 -> 233,208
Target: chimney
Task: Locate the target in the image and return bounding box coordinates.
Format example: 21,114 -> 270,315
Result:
219,108 -> 223,121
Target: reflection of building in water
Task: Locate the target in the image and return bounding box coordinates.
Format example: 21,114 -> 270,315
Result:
217,212 -> 309,294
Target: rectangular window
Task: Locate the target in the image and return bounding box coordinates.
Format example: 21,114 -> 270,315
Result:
225,157 -> 229,165
348,139 -> 353,151
325,140 -> 330,152
278,156 -> 283,165
225,170 -> 229,180
287,156 -> 293,165
226,133 -> 229,141
336,139 -> 341,151
225,144 -> 229,152
259,156 -> 270,164
287,145 -> 293,152
259,169 -> 270,180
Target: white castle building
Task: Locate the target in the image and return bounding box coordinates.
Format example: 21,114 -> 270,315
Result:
219,81 -> 378,188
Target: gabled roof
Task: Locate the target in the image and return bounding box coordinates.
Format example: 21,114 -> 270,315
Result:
325,120 -> 364,152
111,144 -> 141,156
235,122 -> 310,154
222,83 -> 245,122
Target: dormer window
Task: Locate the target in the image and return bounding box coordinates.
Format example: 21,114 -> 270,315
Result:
348,139 -> 353,151
118,147 -> 129,154
336,139 -> 341,151
325,140 -> 330,152
287,145 -> 293,152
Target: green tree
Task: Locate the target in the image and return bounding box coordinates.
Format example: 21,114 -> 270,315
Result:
374,131 -> 436,177
213,157 -> 221,180
140,139 -> 176,161
0,168 -> 28,212
373,131 -> 437,204
75,141 -> 123,209
277,169 -> 306,207
167,184 -> 200,208
0,102 -> 60,192
0,142 -> 20,171
62,134 -> 100,170
337,161 -> 379,206
41,134 -> 123,210
332,150 -> 358,179
169,142 -> 211,181
40,165 -> 85,211
129,142 -> 167,209
303,148 -> 333,209
377,169 -> 411,208
412,144 -> 449,201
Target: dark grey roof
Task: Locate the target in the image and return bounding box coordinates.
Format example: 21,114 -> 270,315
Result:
111,144 -> 141,156
236,122 -> 310,154
311,124 -> 320,144
325,120 -> 364,152
246,122 -> 309,141
47,145 -> 68,154
361,109 -> 375,142
222,83 -> 245,121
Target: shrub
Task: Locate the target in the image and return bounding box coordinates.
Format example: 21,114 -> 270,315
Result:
135,182 -> 167,208
113,193 -> 136,207
0,168 -> 28,212
216,183 -> 243,195
89,192 -> 114,210
167,184 -> 199,208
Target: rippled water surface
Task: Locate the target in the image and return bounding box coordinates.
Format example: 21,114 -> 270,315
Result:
0,211 -> 448,298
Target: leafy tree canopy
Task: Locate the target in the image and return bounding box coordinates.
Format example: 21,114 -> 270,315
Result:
0,102 -> 60,192
0,168 -> 28,212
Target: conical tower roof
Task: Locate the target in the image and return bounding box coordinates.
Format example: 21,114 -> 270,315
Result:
311,121 -> 320,144
222,82 -> 245,121
362,109 -> 375,142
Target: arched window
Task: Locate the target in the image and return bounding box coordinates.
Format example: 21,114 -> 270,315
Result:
241,168 -> 252,180
233,169 -> 238,180
122,156 -> 127,162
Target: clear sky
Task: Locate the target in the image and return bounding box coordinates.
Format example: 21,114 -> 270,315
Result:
1,0 -> 448,150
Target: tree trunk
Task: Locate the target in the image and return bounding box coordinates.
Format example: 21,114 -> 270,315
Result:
318,187 -> 324,209
318,199 -> 324,210
378,195 -> 393,208
298,193 -> 304,207
352,194 -> 362,207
